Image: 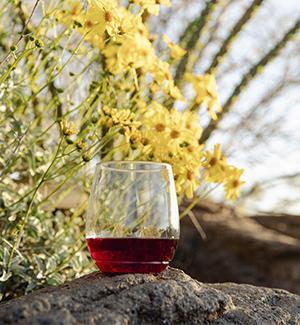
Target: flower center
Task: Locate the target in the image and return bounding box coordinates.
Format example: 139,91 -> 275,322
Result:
210,157 -> 217,166
232,180 -> 239,188
187,146 -> 194,153
85,20 -> 93,28
187,170 -> 194,180
105,11 -> 113,22
155,123 -> 166,132
141,49 -> 148,57
71,6 -> 79,15
170,129 -> 180,139
141,137 -> 149,145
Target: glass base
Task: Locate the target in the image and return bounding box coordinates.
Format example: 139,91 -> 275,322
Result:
95,261 -> 169,274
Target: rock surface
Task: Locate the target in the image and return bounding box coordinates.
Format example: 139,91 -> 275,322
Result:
172,201 -> 300,295
0,268 -> 300,325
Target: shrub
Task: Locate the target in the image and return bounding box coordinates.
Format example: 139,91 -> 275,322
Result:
0,0 -> 244,300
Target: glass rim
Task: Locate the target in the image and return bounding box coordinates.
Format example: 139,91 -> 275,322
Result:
97,160 -> 172,173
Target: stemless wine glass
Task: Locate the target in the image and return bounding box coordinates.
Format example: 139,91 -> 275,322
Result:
86,161 -> 179,274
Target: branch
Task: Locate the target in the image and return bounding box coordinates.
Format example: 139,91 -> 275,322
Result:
244,172 -> 300,198
191,0 -> 234,71
0,0 -> 40,68
174,0 -> 219,85
200,18 -> 300,143
226,79 -> 287,145
205,0 -> 265,74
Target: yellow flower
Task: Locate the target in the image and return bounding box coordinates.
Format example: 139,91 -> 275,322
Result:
163,35 -> 186,60
203,144 -> 228,182
149,60 -> 185,100
104,5 -> 148,40
131,0 -> 171,16
81,2 -> 158,76
59,0 -> 144,47
141,101 -> 171,127
99,107 -> 148,160
151,60 -> 172,84
224,167 -> 245,200
81,0 -> 110,46
183,111 -> 202,132
102,106 -> 140,130
185,73 -> 222,120
149,81 -> 160,94
57,0 -> 83,26
60,0 -> 182,102
102,33 -> 156,74
76,139 -> 88,151
60,120 -> 78,136
126,128 -> 142,145
84,0 -> 141,42
57,0 -> 113,47
139,103 -> 204,198
203,145 -> 245,199
164,80 -> 185,102
171,153 -> 202,199
141,102 -> 201,152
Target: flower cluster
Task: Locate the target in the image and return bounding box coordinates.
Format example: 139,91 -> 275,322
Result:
59,0 -> 244,201
98,103 -> 244,200
139,103 -> 203,199
185,73 -> 222,120
59,0 -> 183,101
203,144 -> 245,200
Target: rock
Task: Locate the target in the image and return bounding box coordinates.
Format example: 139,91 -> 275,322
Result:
252,214 -> 300,240
0,268 -> 300,324
172,202 -> 300,295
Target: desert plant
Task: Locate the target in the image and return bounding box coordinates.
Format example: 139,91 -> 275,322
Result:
1,0 -> 297,300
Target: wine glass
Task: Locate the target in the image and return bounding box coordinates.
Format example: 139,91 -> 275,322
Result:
86,161 -> 179,273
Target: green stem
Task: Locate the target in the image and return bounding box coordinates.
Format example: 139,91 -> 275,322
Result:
0,0 -> 40,69
39,164 -> 83,205
0,48 -> 35,84
24,35 -> 86,107
180,183 -> 221,219
6,137 -> 63,271
180,196 -> 202,219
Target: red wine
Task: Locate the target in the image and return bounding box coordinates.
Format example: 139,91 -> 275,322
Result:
86,238 -> 178,274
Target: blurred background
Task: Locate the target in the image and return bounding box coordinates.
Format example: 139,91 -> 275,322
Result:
154,0 -> 300,215
150,0 -> 300,294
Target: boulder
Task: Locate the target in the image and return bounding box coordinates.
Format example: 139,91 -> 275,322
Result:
172,201 -> 300,295
0,268 -> 299,324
